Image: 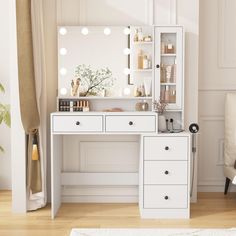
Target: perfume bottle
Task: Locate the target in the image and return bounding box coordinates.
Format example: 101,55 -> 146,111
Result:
137,28 -> 143,42
169,89 -> 176,103
138,50 -> 144,69
135,100 -> 149,111
164,85 -> 170,103
143,55 -> 149,69
134,28 -> 138,42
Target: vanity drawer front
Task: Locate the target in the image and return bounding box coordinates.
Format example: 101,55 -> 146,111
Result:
52,115 -> 103,132
144,137 -> 188,160
144,161 -> 187,184
144,185 -> 188,209
105,115 -> 156,133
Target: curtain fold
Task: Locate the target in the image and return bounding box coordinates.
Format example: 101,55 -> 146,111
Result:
16,0 -> 47,210
29,0 -> 47,210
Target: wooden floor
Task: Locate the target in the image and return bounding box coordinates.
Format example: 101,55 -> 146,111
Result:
1,191 -> 236,236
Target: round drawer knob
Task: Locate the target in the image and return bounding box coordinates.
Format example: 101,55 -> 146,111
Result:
164,196 -> 169,200
164,170 -> 169,175
156,64 -> 160,69
129,121 -> 133,126
76,121 -> 80,125
165,146 -> 169,151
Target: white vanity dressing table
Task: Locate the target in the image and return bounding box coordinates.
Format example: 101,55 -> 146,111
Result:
51,25 -> 190,219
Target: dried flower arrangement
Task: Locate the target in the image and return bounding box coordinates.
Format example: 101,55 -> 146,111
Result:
75,64 -> 115,97
153,98 -> 168,114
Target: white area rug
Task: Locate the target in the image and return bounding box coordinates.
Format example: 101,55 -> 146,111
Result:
70,228 -> 236,236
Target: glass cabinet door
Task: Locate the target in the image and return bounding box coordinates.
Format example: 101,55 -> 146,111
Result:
154,27 -> 183,110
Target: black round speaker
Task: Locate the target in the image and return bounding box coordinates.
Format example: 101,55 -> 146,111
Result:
189,123 -> 199,133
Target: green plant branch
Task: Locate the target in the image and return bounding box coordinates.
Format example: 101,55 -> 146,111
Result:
0,83 -> 5,93
0,82 -> 11,154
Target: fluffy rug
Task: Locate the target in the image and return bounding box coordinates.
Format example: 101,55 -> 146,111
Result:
70,228 -> 236,236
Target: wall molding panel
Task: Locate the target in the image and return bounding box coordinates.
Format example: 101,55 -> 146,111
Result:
198,117 -> 225,190
217,138 -> 224,166
218,0 -> 236,68
154,0 -> 177,24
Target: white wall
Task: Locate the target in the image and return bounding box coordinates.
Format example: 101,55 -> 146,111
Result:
198,0 -> 236,192
0,0 -> 11,190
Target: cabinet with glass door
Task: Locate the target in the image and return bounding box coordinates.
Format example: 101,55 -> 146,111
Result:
154,26 -> 184,111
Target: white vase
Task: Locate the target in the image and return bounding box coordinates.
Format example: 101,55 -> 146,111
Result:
158,114 -> 166,132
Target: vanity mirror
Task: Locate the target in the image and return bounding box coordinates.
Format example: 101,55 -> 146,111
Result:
57,25 -> 183,118
58,26 -> 130,98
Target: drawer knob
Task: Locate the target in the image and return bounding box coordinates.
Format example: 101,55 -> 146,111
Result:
76,121 -> 80,125
129,121 -> 134,126
165,146 -> 169,151
164,196 -> 169,200
164,170 -> 169,175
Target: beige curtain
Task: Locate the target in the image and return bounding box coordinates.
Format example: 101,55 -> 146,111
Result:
30,0 -> 47,210
16,0 -> 46,210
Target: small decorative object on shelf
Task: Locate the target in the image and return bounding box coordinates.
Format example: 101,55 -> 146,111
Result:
143,35 -> 152,42
153,98 -> 168,114
144,77 -> 152,96
165,42 -> 175,54
133,83 -> 146,97
71,78 -> 80,97
137,28 -> 143,42
102,107 -> 123,112
153,99 -> 168,132
160,63 -> 176,83
134,28 -> 139,42
75,64 -> 115,97
135,100 -> 149,111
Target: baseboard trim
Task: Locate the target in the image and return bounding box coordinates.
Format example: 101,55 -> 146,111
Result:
62,195 -> 138,203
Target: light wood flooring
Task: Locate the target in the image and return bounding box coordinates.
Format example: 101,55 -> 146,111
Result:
1,191 -> 236,236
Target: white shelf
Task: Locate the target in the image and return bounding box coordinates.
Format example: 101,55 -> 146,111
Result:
133,41 -> 153,45
58,96 -> 153,100
133,69 -> 152,72
161,53 -> 176,57
160,83 -> 176,86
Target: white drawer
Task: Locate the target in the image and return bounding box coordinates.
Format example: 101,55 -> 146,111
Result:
144,136 -> 188,160
105,115 -> 156,133
144,185 -> 188,209
144,161 -> 187,185
52,115 -> 103,132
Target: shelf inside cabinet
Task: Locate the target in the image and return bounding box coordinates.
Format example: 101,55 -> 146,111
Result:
133,69 -> 152,72
160,83 -> 176,86
161,54 -> 176,57
133,41 -> 153,45
59,96 -> 153,100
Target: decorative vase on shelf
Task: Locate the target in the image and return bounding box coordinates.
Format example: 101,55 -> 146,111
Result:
153,99 -> 168,132
158,114 -> 166,132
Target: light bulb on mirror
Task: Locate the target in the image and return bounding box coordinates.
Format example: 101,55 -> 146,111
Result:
81,27 -> 89,35
123,87 -> 131,96
123,27 -> 131,35
60,88 -> 67,96
123,48 -> 131,55
123,68 -> 131,75
104,27 -> 111,35
60,68 -> 67,75
60,48 -> 67,55
59,27 -> 67,35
